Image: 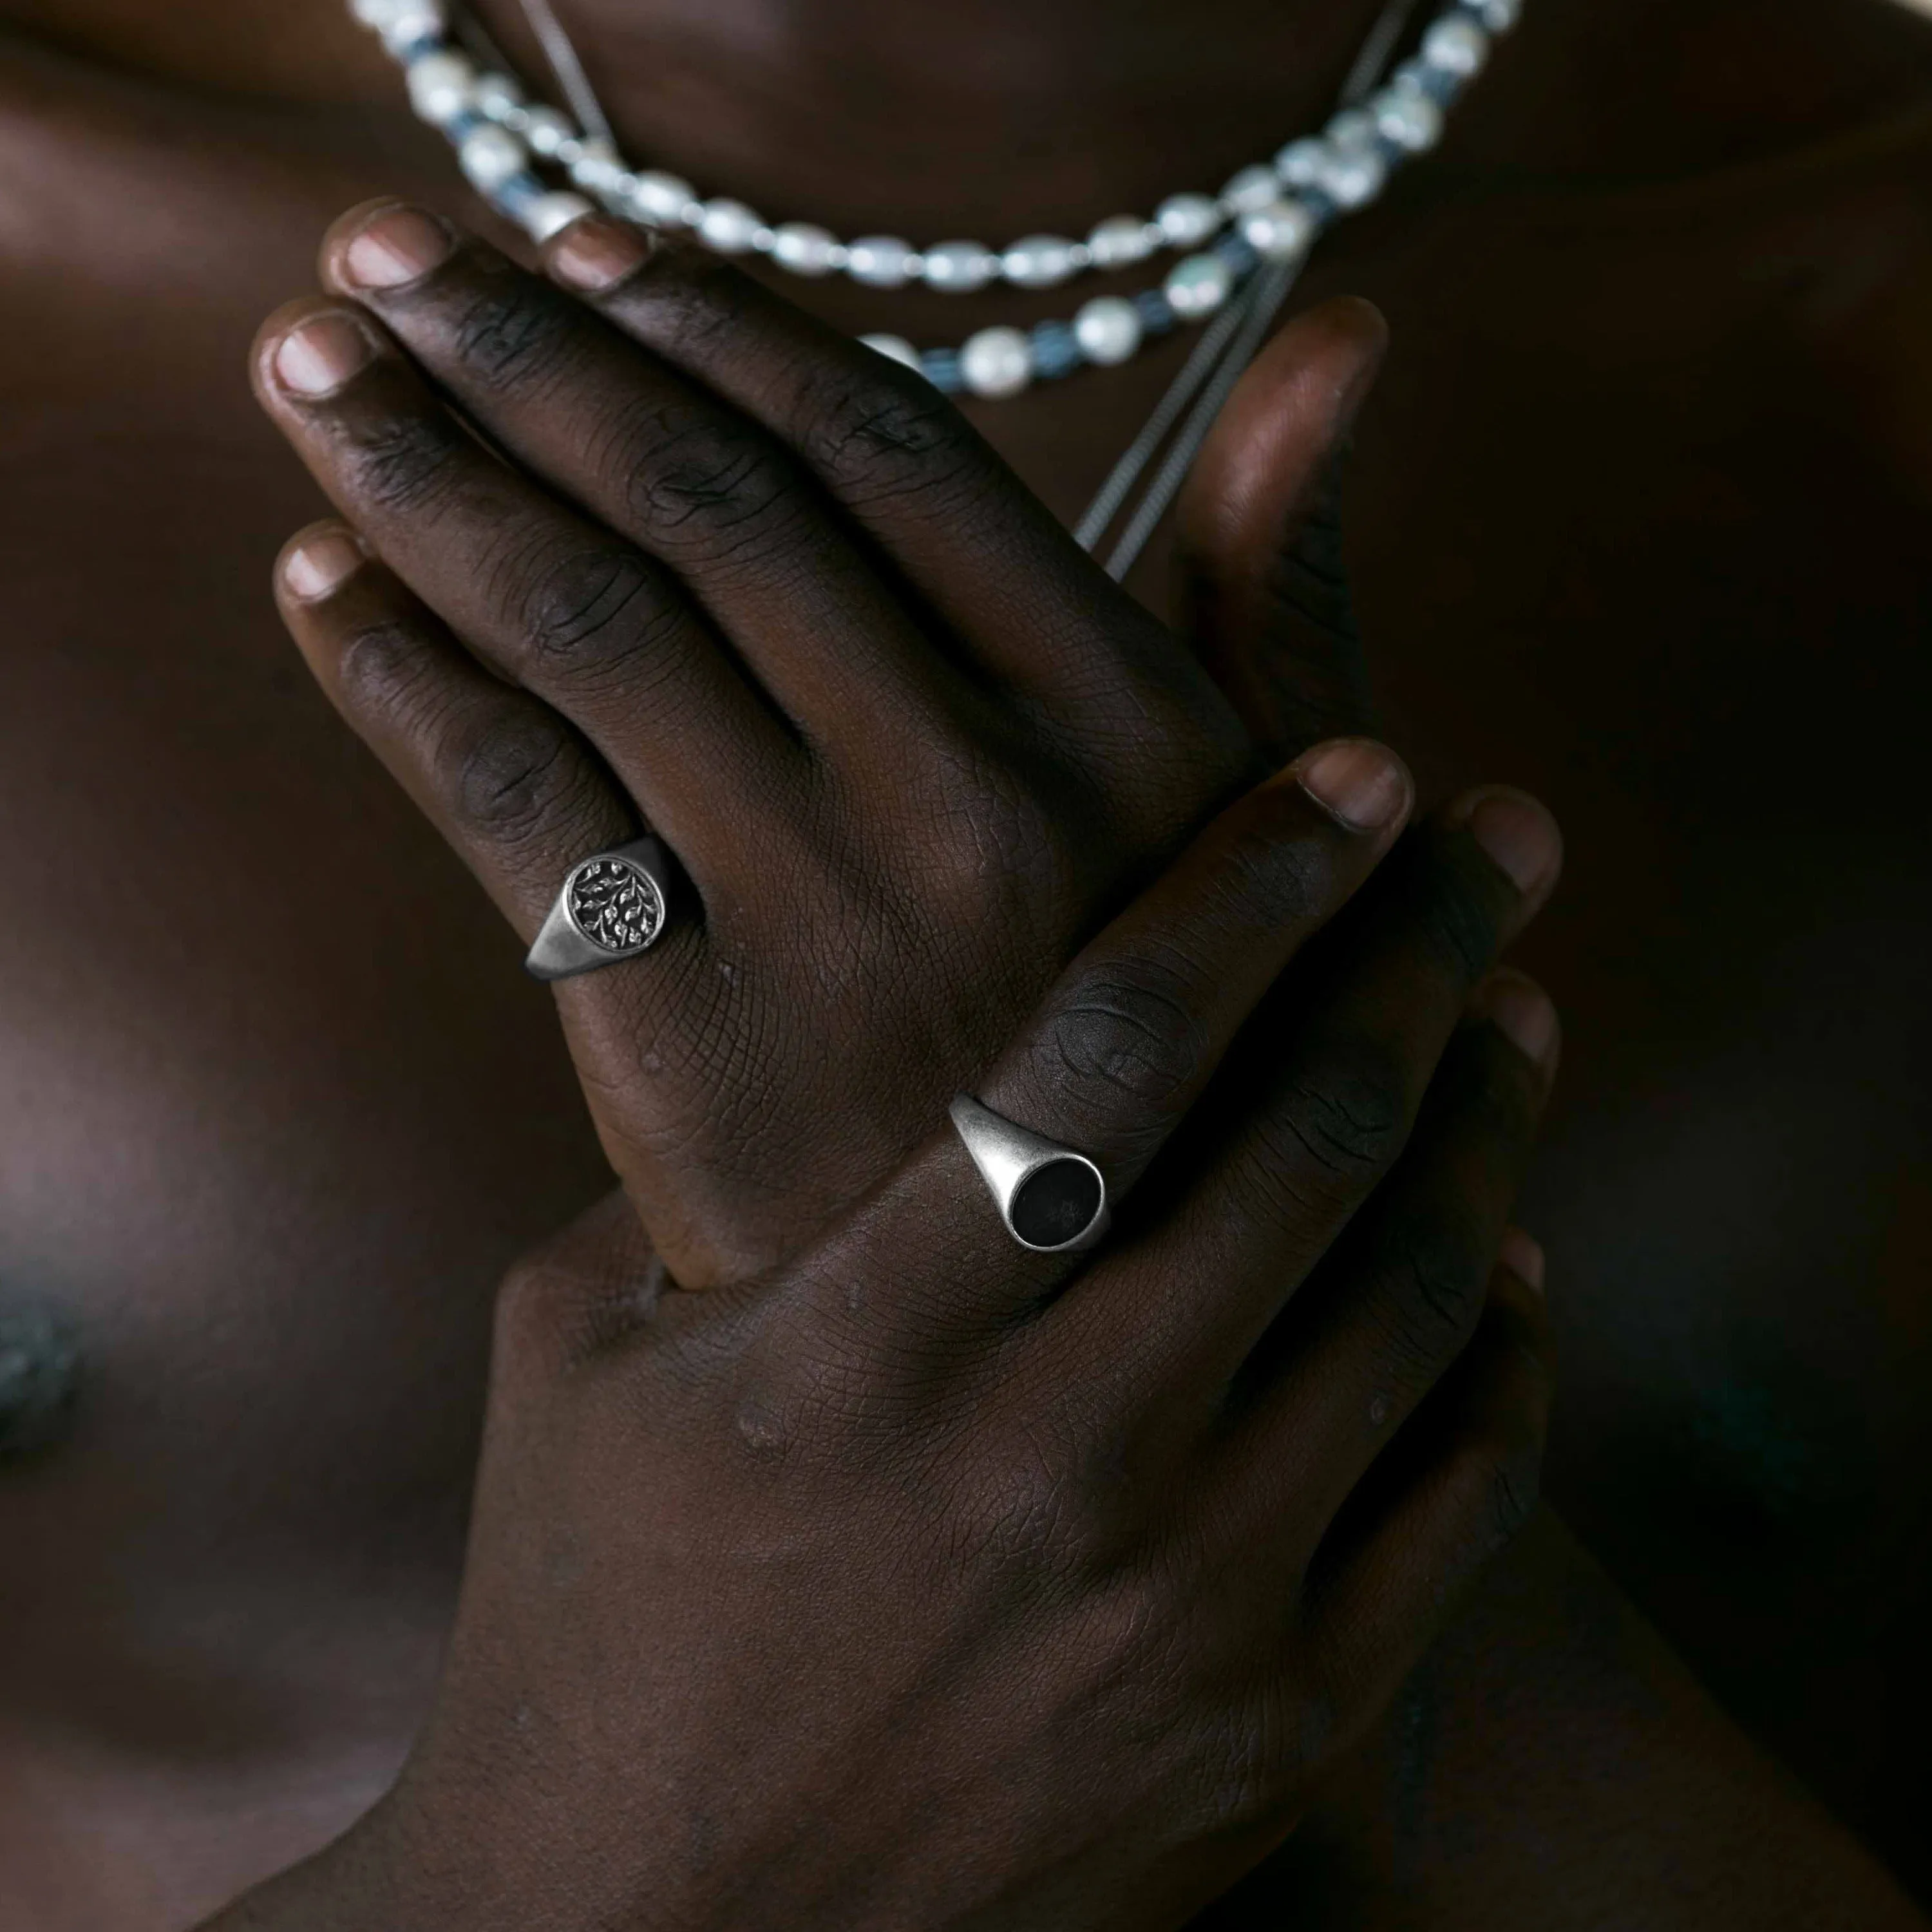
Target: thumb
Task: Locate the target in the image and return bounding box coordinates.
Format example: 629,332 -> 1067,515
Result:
1175,296 -> 1388,764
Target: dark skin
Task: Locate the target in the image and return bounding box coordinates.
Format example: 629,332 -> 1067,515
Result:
1,0 -> 1931,1922
204,746 -> 1572,1931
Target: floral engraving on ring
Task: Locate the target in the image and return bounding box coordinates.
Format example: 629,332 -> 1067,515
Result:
565,857 -> 663,953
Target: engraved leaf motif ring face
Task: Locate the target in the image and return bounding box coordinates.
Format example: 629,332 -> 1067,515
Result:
566,856 -> 664,953
525,837 -> 674,982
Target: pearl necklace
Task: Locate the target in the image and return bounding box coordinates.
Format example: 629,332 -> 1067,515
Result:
347,0 -> 1518,401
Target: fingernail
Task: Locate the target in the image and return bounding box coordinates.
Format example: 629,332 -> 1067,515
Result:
1294,739 -> 1411,832
1469,969 -> 1560,1071
282,528 -> 365,601
547,216 -> 652,294
1499,1226 -> 1545,1294
273,313 -> 374,397
1454,788 -> 1561,897
340,205 -> 454,290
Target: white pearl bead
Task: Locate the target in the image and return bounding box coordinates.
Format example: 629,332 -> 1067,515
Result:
1274,138 -> 1328,187
1373,86 -> 1443,153
1241,197 -> 1316,261
1073,296 -> 1143,367
1423,15 -> 1490,76
1164,252 -> 1234,318
772,223 -> 840,274
1325,109 -> 1380,153
522,106 -> 574,158
524,191 -> 596,244
1317,144 -> 1388,209
1001,234 -> 1079,289
860,334 -> 923,372
457,124 -> 527,193
629,171 -> 697,225
1086,215 -> 1156,267
404,50 -> 476,126
848,236 -> 918,287
1479,0 -> 1520,29
1155,193 -> 1222,247
1220,165 -> 1281,214
698,199 -> 763,253
922,241 -> 997,292
377,3 -> 447,53
471,70 -> 524,118
568,135 -> 627,196
354,0 -> 446,32
960,327 -> 1033,398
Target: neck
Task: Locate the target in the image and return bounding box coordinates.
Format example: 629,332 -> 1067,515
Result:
11,0 -> 1927,245
469,0 -> 1931,239
473,0 -> 1400,242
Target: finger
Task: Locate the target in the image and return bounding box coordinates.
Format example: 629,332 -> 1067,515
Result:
319,202 -> 972,757
1219,970 -> 1559,1539
975,741 -> 1413,1191
1056,785 -> 1562,1395
1294,1249 -> 1553,1728
275,522 -> 750,1241
1174,298 -> 1387,761
538,217 -> 1247,784
810,739 -> 1414,1331
275,520 -> 652,943
251,297 -> 801,877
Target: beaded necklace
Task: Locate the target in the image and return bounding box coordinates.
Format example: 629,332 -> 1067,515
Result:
346,0 -> 1518,573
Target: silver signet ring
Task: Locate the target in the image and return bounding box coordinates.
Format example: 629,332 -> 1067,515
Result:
948,1092 -> 1111,1254
526,837 -> 673,982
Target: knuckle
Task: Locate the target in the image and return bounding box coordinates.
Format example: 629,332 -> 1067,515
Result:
1378,1204 -> 1492,1378
800,368 -> 985,514
512,542 -> 671,676
1487,1448 -> 1542,1542
630,248 -> 748,356
342,411 -> 463,516
1441,1426 -> 1545,1564
447,269 -> 576,388
1414,858 -> 1502,987
1264,1028 -> 1412,1184
616,404 -> 802,562
446,704 -> 589,846
333,613 -> 439,720
1027,958 -> 1211,1128
1264,471 -> 1360,650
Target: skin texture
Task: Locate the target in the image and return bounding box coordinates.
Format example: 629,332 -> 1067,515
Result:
204,762 -> 1566,1932
0,0 -> 1930,1923
250,202 -> 1263,1289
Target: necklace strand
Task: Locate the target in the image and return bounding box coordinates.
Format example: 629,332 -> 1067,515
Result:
344,0 -> 1516,573
348,0 -> 1519,399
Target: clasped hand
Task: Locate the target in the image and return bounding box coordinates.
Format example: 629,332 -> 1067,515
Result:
222,199 -> 1563,1929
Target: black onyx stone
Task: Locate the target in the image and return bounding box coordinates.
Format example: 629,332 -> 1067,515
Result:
1010,1158 -> 1103,1249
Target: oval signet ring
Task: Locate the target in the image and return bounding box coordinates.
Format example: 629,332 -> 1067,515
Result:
526,837 -> 673,982
948,1092 -> 1112,1254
